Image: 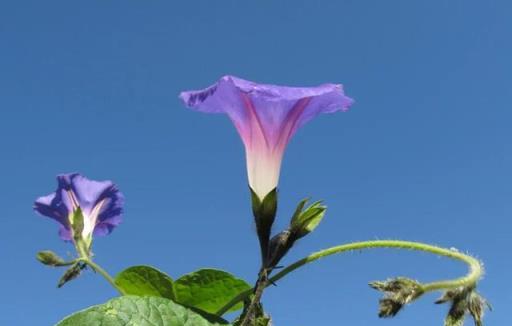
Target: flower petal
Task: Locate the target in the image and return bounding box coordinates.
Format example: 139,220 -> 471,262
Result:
95,185 -> 124,236
34,192 -> 70,229
58,226 -> 73,241
180,75 -> 354,148
57,174 -> 113,214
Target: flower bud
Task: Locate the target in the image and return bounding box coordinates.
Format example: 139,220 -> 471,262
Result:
266,230 -> 293,268
436,286 -> 490,326
36,250 -> 65,266
369,277 -> 424,318
57,262 -> 86,288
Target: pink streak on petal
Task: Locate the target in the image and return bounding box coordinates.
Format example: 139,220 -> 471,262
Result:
275,97 -> 312,152
240,92 -> 270,149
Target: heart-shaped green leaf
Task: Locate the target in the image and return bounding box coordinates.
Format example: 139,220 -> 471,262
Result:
174,269 -> 251,314
114,266 -> 251,316
115,265 -> 176,300
56,295 -> 225,326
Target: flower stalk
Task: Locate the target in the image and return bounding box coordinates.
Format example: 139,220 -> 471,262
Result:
78,258 -> 125,295
216,239 -> 483,316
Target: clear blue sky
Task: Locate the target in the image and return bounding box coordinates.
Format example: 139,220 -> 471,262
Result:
1,1 -> 510,325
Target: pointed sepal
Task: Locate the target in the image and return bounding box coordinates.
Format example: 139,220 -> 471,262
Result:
70,207 -> 85,243
251,188 -> 277,223
250,187 -> 278,264
290,199 -> 326,239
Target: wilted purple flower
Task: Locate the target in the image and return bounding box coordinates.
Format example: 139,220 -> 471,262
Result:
180,75 -> 354,199
34,173 -> 124,243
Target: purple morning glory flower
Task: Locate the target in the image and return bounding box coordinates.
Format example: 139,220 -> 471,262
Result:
180,75 -> 354,199
34,173 -> 124,243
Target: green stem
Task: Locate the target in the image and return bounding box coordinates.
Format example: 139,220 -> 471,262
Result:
239,269 -> 268,326
54,260 -> 79,267
81,258 -> 125,295
218,240 -> 483,316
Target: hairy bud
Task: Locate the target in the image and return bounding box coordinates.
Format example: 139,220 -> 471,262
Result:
436,286 -> 490,326
369,277 -> 424,318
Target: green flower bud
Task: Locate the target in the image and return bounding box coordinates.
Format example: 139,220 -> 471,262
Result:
36,250 -> 66,266
266,230 -> 293,268
57,262 -> 86,288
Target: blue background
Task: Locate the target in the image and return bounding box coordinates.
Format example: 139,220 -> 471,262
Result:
1,1 -> 510,325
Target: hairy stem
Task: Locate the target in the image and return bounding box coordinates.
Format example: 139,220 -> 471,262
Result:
272,240 -> 482,291
218,240 -> 483,316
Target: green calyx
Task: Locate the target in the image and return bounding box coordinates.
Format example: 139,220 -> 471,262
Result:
250,187 -> 278,264
290,198 -> 326,239
70,207 -> 85,241
250,188 -> 277,223
69,207 -> 91,258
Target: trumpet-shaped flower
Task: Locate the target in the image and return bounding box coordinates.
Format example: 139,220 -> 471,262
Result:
34,173 -> 124,243
180,75 -> 354,199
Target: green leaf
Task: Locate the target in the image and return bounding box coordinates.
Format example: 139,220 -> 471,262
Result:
56,295 -> 226,326
115,265 -> 176,300
174,269 -> 252,314
114,266 -> 250,317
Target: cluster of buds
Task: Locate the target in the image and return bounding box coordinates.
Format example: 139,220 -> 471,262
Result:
369,277 -> 425,317
370,278 -> 490,325
435,286 -> 491,326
